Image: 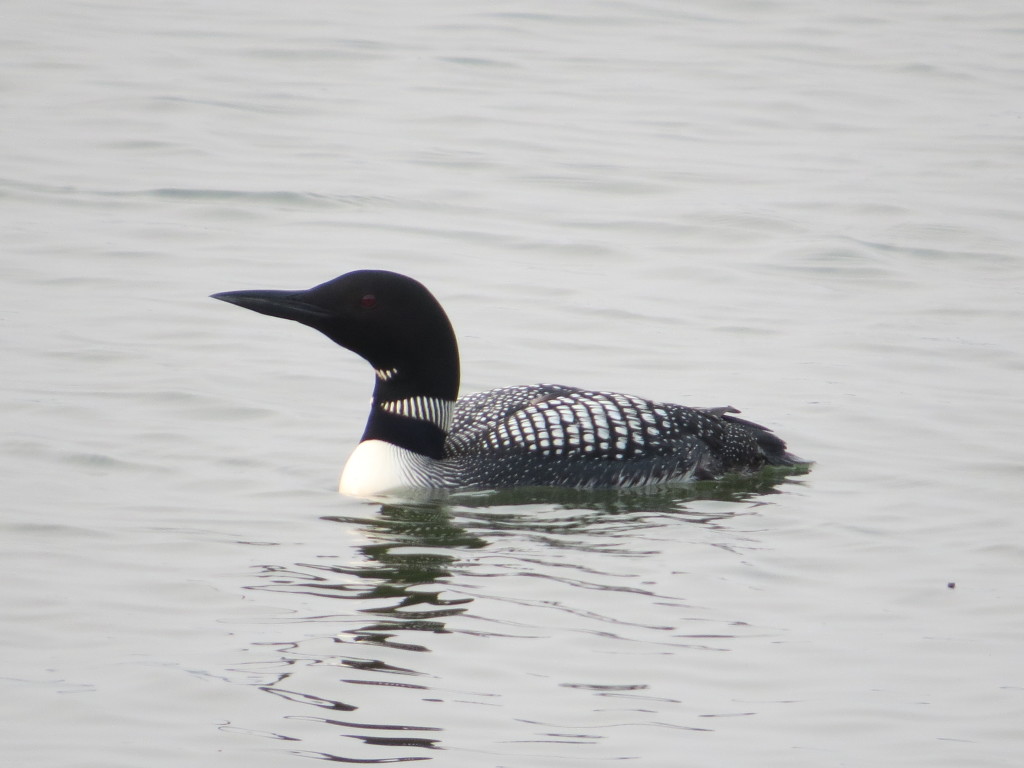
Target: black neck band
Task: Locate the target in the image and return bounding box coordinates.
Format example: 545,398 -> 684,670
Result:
360,407 -> 447,459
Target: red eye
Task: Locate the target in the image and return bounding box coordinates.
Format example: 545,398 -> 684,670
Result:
359,294 -> 377,309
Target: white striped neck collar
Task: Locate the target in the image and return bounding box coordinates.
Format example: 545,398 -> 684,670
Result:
378,395 -> 454,433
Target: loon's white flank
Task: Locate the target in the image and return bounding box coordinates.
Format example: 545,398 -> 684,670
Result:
339,439 -> 437,496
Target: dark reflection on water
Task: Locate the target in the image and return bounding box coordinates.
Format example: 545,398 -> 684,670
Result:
236,470 -> 805,763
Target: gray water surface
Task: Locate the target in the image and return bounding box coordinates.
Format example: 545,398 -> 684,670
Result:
3,1 -> 1023,766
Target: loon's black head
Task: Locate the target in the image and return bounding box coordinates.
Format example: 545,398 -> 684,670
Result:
211,270 -> 460,401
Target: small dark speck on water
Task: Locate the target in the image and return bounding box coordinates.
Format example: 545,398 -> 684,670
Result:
947,582 -> 956,589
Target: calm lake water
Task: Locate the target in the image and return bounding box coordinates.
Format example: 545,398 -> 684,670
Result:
3,1 -> 1023,766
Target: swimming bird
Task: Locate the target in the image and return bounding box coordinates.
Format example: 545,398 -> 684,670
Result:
212,270 -> 806,496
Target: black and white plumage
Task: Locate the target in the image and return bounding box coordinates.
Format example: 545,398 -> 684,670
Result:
212,270 -> 806,496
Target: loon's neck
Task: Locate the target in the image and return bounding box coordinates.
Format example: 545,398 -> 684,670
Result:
360,377 -> 455,459
339,370 -> 458,497
356,323 -> 461,461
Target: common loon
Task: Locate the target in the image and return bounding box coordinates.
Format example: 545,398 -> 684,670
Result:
212,270 -> 806,496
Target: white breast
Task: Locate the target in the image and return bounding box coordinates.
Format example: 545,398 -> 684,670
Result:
338,439 -> 437,497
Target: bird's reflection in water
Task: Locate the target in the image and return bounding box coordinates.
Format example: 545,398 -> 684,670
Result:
236,468 -> 807,762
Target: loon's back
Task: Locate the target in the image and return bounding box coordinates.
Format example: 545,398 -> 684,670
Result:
442,384 -> 799,489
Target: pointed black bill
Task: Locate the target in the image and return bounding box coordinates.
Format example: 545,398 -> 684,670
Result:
211,288 -> 333,326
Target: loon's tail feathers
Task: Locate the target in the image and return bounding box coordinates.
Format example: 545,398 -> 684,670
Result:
718,410 -> 808,467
